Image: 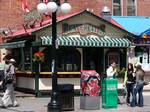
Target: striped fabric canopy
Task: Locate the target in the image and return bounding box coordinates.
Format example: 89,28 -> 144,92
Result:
41,36 -> 131,47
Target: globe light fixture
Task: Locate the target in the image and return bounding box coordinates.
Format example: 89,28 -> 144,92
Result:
37,3 -> 47,14
37,0 -> 71,112
60,2 -> 72,14
47,2 -> 58,13
37,1 -> 71,15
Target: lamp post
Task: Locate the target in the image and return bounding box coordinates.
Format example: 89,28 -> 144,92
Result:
37,1 -> 71,112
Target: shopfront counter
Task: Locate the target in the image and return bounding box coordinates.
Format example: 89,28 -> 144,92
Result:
15,71 -> 81,96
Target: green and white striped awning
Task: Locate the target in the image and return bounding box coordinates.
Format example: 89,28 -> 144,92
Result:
41,36 -> 131,47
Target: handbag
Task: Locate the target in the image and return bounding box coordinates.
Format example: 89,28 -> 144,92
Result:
4,65 -> 14,84
5,75 -> 14,84
144,81 -> 149,86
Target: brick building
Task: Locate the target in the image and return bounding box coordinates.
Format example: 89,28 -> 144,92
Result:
0,0 -> 150,32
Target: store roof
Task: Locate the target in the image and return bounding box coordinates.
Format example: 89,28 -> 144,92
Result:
5,10 -> 132,38
112,16 -> 150,37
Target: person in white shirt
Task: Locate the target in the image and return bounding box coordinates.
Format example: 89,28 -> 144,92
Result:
106,61 -> 122,104
1,59 -> 18,108
106,62 -> 117,78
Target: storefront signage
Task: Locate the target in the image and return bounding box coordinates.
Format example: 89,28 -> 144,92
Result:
134,38 -> 150,44
62,23 -> 105,36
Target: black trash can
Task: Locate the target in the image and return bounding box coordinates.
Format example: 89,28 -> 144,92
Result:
58,84 -> 74,111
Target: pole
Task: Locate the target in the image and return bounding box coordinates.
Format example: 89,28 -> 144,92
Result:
47,1 -> 61,111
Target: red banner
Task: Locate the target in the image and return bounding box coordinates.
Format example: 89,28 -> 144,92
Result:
22,0 -> 30,13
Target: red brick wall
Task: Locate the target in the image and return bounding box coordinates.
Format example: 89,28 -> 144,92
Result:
137,0 -> 150,16
0,0 -> 37,29
0,0 -> 150,31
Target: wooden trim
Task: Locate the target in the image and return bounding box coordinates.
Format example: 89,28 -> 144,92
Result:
16,71 -> 80,74
16,71 -> 81,78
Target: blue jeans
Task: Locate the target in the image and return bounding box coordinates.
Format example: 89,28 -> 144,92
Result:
130,84 -> 144,107
126,83 -> 134,103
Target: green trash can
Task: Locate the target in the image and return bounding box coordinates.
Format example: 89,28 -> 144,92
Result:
102,78 -> 118,109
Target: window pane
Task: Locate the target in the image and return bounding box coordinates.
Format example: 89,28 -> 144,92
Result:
113,0 -> 121,16
127,0 -> 136,16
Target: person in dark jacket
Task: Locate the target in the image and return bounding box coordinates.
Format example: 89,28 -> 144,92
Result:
130,64 -> 145,107
124,63 -> 135,105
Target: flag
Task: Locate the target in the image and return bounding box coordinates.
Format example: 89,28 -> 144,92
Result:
43,0 -> 48,4
22,0 -> 30,13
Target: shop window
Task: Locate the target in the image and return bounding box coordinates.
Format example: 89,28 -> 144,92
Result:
11,49 -> 21,70
113,0 -> 122,16
40,47 -> 81,72
57,48 -> 81,72
126,0 -> 136,16
24,48 -> 31,70
107,52 -> 120,67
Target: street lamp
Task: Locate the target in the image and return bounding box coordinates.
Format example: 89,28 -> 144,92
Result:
37,0 -> 71,112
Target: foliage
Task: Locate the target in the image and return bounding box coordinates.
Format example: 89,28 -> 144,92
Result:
33,51 -> 45,62
116,67 -> 126,78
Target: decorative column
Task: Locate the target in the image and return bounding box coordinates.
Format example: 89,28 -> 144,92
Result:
33,51 -> 45,97
35,61 -> 40,97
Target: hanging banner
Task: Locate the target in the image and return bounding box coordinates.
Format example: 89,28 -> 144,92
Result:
22,0 -> 30,13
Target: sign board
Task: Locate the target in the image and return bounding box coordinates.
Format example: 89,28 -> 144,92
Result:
62,23 -> 105,37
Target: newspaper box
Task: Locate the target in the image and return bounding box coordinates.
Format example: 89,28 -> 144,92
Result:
102,78 -> 118,109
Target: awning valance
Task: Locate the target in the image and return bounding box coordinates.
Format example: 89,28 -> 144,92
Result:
41,36 -> 131,47
0,40 -> 26,49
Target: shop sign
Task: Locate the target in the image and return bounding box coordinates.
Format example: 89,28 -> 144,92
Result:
134,38 -> 150,44
62,23 -> 105,36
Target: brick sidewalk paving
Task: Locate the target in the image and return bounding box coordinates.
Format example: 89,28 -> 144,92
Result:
0,92 -> 150,112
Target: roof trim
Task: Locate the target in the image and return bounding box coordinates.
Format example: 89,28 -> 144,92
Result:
32,10 -> 134,38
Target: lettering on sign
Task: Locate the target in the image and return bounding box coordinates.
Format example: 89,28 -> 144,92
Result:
62,23 -> 105,36
107,85 -> 117,91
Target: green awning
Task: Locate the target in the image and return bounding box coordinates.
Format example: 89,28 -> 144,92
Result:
41,36 -> 131,47
0,40 -> 26,49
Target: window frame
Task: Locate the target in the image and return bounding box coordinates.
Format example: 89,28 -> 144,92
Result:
126,0 -> 137,16
112,0 -> 123,16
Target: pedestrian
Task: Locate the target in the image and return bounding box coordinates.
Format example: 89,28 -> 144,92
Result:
106,61 -> 122,104
0,63 -> 5,91
0,63 -> 5,82
1,59 -> 19,108
124,63 -> 135,105
106,62 -> 117,78
130,64 -> 145,107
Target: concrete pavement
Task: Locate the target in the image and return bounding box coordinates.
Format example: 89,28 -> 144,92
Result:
0,92 -> 150,112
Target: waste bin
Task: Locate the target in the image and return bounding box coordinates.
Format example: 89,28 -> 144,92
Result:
102,78 -> 118,109
80,70 -> 101,110
58,84 -> 74,111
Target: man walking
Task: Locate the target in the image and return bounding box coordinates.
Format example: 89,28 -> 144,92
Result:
1,59 -> 19,108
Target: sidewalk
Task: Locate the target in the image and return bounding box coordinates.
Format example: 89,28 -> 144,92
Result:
0,83 -> 150,112
1,92 -> 150,112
